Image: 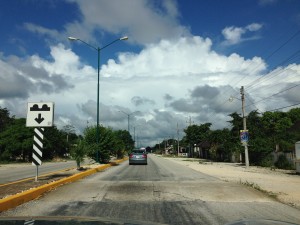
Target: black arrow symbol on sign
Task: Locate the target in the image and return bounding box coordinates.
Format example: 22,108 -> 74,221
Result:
35,113 -> 44,124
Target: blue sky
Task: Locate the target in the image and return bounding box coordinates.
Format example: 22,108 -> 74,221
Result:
1,0 -> 300,146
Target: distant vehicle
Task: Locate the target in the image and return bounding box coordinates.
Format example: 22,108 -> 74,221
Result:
129,149 -> 147,165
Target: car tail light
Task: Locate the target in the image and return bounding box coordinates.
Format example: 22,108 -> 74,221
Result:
129,154 -> 134,158
142,154 -> 147,158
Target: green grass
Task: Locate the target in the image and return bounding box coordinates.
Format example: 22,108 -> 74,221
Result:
239,180 -> 278,199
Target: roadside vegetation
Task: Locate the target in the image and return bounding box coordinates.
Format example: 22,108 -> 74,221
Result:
153,108 -> 300,169
1,105 -> 300,169
0,107 -> 134,164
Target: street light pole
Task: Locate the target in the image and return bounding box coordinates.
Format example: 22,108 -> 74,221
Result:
68,36 -> 128,163
118,110 -> 139,134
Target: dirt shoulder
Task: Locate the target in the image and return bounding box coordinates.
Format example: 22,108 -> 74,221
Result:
163,156 -> 300,209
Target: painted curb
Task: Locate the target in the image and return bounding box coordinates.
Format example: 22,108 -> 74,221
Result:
0,157 -> 128,212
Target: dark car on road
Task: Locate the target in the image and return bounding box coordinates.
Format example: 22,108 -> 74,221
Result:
129,149 -> 148,165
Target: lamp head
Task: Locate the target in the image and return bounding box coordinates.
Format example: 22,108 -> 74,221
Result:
68,36 -> 78,41
120,36 -> 129,41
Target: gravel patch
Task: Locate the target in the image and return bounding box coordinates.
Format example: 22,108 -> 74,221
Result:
163,157 -> 300,209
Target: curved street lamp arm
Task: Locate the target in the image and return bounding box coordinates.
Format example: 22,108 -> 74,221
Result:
68,36 -> 128,51
100,38 -> 122,51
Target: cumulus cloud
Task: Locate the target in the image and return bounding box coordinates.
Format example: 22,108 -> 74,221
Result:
131,96 -> 155,106
0,52 -> 73,100
164,94 -> 174,101
101,36 -> 266,79
168,85 -> 242,115
222,23 -> 263,45
190,85 -> 220,99
23,23 -> 64,43
0,60 -> 32,99
1,35 -> 300,146
24,0 -> 189,46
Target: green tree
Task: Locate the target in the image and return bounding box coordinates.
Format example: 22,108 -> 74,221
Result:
0,107 -> 14,133
84,125 -> 115,163
113,130 -> 134,158
287,108 -> 300,123
0,118 -> 33,161
184,123 -> 212,145
261,111 -> 293,151
183,123 -> 212,157
208,128 -> 233,161
227,112 -> 243,138
43,126 -> 68,160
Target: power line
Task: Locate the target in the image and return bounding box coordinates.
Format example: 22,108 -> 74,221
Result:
244,92 -> 262,113
247,63 -> 300,95
246,50 -> 300,92
245,83 -> 300,108
223,29 -> 300,103
267,102 -> 300,112
229,29 -> 300,91
197,29 -> 300,123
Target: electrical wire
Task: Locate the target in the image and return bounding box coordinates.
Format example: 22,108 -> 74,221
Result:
267,102 -> 300,112
246,50 -> 300,92
245,83 -> 300,109
229,29 -> 300,91
198,29 -> 300,123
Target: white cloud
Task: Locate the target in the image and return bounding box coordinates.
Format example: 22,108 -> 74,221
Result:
246,23 -> 263,32
68,0 -> 189,45
1,36 -> 300,146
30,44 -> 95,79
24,0 -> 189,46
222,23 -> 263,45
222,26 -> 246,45
23,23 -> 62,42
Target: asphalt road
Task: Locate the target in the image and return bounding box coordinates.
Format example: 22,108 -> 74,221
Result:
0,160 -> 77,184
1,155 -> 300,224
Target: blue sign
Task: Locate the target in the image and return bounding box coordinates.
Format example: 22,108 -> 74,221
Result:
240,130 -> 249,143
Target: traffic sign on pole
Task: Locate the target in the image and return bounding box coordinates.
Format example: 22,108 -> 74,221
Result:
240,130 -> 249,145
26,102 -> 54,181
26,102 -> 54,127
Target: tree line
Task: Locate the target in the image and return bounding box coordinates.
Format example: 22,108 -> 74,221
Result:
154,108 -> 300,169
0,107 -> 134,167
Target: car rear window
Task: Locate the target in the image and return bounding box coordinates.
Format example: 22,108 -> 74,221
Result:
132,150 -> 145,154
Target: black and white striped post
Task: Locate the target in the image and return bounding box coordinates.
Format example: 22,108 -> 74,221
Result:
32,127 -> 44,181
26,102 -> 54,182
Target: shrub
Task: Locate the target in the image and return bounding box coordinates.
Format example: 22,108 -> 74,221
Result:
275,154 -> 293,170
259,154 -> 274,167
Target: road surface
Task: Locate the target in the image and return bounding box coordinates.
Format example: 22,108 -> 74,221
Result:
0,160 -> 77,184
1,155 -> 300,224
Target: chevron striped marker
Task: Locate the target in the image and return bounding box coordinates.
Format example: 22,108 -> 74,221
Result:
32,128 -> 44,166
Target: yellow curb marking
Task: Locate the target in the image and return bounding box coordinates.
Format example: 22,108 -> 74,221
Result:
0,167 -> 75,188
0,158 -> 128,212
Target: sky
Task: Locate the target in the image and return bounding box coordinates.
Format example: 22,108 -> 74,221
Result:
0,0 -> 300,147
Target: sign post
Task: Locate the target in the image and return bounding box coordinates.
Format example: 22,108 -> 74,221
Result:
26,102 -> 54,181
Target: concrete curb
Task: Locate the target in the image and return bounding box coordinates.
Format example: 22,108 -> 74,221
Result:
0,157 -> 128,212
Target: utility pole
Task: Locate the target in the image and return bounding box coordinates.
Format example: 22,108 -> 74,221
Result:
186,116 -> 194,157
133,126 -> 136,147
187,116 -> 194,126
164,138 -> 167,155
177,122 -> 180,156
240,86 -> 250,168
